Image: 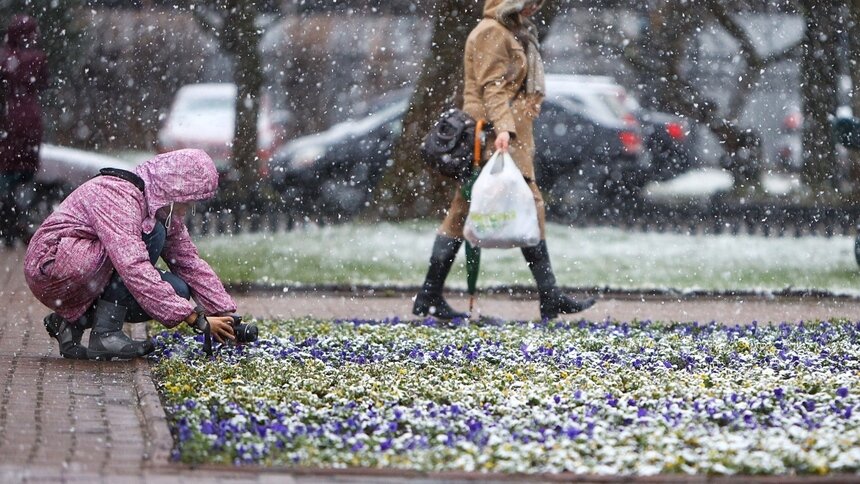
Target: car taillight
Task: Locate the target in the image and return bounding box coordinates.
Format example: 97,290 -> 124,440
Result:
784,111 -> 803,131
257,147 -> 272,162
257,149 -> 271,178
619,131 -> 642,154
623,113 -> 638,127
665,122 -> 686,141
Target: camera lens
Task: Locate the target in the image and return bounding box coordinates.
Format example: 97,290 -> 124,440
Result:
235,323 -> 258,343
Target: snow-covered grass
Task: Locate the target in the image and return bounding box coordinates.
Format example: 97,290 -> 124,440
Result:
644,168 -> 802,201
195,222 -> 860,295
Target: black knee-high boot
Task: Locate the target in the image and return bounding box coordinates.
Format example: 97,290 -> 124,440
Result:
522,240 -> 595,319
413,235 -> 468,320
86,300 -> 154,360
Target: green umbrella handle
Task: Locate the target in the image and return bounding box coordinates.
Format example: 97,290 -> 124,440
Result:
463,119 -> 487,320
465,241 -> 481,318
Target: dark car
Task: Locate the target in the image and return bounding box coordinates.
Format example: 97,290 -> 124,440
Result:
269,75 -> 650,218
534,75 -> 647,213
269,99 -> 406,216
636,109 -> 692,182
550,76 -> 692,182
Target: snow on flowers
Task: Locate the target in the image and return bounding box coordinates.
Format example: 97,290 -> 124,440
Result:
151,317 -> 860,474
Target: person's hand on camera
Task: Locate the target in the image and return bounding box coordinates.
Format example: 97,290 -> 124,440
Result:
495,131 -> 511,152
206,316 -> 236,343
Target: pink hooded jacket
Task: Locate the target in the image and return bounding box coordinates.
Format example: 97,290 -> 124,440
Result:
24,149 -> 237,327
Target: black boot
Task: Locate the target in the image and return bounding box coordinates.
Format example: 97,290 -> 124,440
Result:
44,313 -> 89,360
86,300 -> 154,360
413,235 -> 468,320
522,240 -> 595,320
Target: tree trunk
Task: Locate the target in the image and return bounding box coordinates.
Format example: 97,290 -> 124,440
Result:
370,0 -> 481,220
195,0 -> 265,209
225,0 -> 263,208
850,0 -> 860,116
799,0 -> 840,196
534,0 -> 568,41
845,0 -> 860,195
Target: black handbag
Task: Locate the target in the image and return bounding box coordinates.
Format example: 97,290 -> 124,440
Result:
421,108 -> 490,182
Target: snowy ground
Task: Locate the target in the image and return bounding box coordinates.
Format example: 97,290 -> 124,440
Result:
196,222 -> 860,295
643,168 -> 802,201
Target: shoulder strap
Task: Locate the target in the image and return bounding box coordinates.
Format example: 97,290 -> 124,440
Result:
98,167 -> 145,193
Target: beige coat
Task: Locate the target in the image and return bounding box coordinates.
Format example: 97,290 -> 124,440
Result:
440,0 -> 546,239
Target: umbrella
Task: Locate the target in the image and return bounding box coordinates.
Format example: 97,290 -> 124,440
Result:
462,120 -> 487,317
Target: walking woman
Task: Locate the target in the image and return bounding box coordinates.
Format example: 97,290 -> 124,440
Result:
413,0 -> 595,320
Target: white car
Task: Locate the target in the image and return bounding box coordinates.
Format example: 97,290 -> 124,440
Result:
38,144 -> 133,189
16,145 -> 134,240
156,83 -> 291,177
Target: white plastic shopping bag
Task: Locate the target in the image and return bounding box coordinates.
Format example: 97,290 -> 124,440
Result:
464,151 -> 540,248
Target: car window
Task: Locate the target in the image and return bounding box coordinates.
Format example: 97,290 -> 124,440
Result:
553,93 -> 622,127
176,97 -> 234,113
594,92 -> 629,120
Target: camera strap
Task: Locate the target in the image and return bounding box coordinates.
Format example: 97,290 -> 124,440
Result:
192,309 -> 214,357
203,323 -> 213,357
98,168 -> 146,193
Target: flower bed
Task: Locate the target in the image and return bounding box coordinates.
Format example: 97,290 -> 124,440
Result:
151,317 -> 860,475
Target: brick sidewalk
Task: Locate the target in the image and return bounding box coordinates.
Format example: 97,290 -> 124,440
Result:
2,246 -> 860,483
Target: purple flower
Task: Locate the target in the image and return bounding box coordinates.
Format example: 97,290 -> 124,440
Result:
774,388 -> 784,399
837,387 -> 849,398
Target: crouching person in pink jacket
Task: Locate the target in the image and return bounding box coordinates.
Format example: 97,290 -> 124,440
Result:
24,149 -> 238,360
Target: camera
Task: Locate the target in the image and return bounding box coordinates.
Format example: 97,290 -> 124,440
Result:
230,315 -> 258,343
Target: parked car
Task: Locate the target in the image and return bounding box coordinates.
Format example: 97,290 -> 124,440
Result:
157,83 -> 292,179
38,144 -> 133,189
270,99 -> 406,216
269,74 -> 650,218
549,75 -> 692,183
633,106 -> 692,182
773,107 -> 804,172
535,75 -> 647,213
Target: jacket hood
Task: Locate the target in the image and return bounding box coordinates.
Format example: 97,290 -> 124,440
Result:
134,149 -> 219,232
483,0 -> 544,21
5,15 -> 38,49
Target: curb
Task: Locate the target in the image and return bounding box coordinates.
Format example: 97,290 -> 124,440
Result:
131,324 -> 174,468
225,283 -> 860,302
